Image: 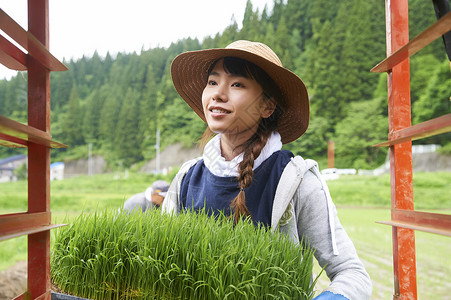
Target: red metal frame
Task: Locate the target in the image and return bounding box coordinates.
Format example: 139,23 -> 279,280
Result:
1,1 -> 450,299
372,0 -> 451,299
0,1 -> 67,299
387,1 -> 417,298
372,11 -> 451,73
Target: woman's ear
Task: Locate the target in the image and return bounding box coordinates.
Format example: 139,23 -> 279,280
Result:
262,97 -> 277,118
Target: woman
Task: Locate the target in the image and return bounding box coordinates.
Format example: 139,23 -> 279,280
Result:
162,40 -> 372,300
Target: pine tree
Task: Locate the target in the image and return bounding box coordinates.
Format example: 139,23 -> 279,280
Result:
114,88 -> 143,167
89,51 -> 104,88
263,23 -> 276,50
410,54 -> 441,105
337,0 -> 383,106
51,69 -> 74,110
269,0 -> 285,27
413,59 -> 451,126
218,20 -> 238,48
409,0 -> 446,60
139,65 -> 158,160
242,0 -> 254,31
1,0 -> 448,165
240,1 -> 261,41
289,28 -> 302,59
334,97 -> 388,168
98,90 -> 122,150
283,116 -> 330,161
275,17 -> 290,55
83,88 -> 105,144
62,84 -> 84,146
286,0 -> 314,49
311,0 -> 335,25
306,20 -> 341,127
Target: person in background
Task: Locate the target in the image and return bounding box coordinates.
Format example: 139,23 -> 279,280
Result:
123,180 -> 169,213
162,40 -> 372,299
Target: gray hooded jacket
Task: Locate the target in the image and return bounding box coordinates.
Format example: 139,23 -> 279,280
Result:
162,155 -> 372,300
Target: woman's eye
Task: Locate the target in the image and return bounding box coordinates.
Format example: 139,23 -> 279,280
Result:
232,82 -> 244,87
208,80 -> 217,86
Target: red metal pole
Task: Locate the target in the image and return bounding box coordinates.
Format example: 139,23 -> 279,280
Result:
327,140 -> 335,169
27,0 -> 52,299
386,0 -> 417,299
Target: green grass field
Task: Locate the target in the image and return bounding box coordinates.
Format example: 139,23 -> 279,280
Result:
1,171 -> 450,299
318,208 -> 451,299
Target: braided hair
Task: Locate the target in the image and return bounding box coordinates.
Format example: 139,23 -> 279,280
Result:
201,57 -> 283,224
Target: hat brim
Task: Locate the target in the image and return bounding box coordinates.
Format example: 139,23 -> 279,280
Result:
171,48 -> 309,144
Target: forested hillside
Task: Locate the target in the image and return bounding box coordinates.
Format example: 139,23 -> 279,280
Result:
1,0 -> 449,169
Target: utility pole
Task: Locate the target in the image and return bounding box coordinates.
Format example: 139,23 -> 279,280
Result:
155,128 -> 160,173
88,143 -> 93,176
327,140 -> 335,169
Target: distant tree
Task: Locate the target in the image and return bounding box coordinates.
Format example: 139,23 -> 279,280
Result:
269,0 -> 285,27
334,97 -> 388,169
51,69 -> 74,110
413,59 -> 451,127
2,76 -> 27,117
98,91 -> 122,150
182,38 -> 201,52
410,54 -> 441,105
83,88 -> 105,144
240,1 -> 262,41
202,35 -> 217,49
62,85 -> 84,146
14,162 -> 27,181
259,5 -> 269,36
306,20 -> 341,127
311,0 -> 339,26
275,17 -> 290,56
371,73 -> 388,117
289,28 -> 302,59
104,52 -> 113,75
73,56 -> 90,99
338,0 -> 384,106
139,65 -> 159,160
286,0 -> 313,48
0,81 -> 6,115
0,0 -> 446,168
283,116 -> 330,162
160,98 -> 205,148
114,89 -> 143,167
263,23 -> 276,50
218,20 -> 239,48
409,0 -> 446,60
89,51 -> 105,88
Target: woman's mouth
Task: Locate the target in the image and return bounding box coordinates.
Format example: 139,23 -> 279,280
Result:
211,108 -> 230,114
209,107 -> 231,117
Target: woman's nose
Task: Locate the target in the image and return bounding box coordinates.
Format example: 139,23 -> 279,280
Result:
212,84 -> 227,102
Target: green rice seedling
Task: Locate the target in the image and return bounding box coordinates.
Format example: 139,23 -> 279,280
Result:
51,209 -> 318,300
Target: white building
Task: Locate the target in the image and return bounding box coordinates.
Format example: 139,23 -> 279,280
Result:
50,162 -> 64,181
0,154 -> 27,182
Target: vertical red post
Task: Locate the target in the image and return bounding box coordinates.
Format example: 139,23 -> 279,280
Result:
327,140 -> 335,169
386,0 -> 417,299
27,0 -> 52,299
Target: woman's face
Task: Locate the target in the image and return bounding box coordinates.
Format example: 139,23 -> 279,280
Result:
202,60 -> 274,139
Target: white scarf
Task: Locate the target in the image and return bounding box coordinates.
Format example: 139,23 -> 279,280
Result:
203,131 -> 283,177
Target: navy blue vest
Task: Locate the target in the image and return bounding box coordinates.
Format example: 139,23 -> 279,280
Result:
180,150 -> 294,226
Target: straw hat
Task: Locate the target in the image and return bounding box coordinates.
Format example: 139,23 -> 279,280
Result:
171,40 -> 309,144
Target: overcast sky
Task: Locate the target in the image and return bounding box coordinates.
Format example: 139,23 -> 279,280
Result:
0,0 -> 273,79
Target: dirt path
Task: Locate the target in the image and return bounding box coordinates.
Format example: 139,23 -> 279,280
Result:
0,261 -> 26,300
